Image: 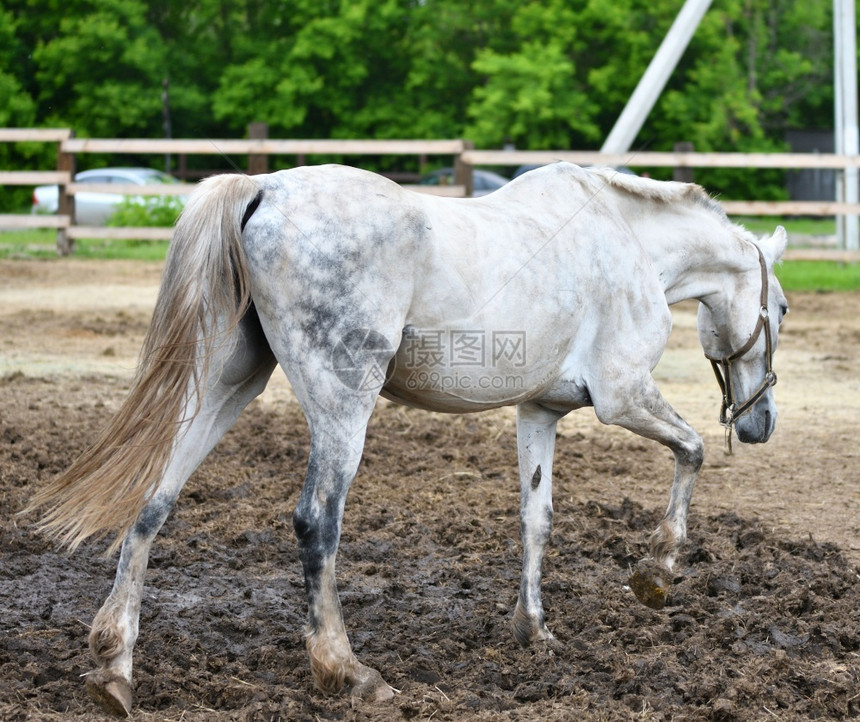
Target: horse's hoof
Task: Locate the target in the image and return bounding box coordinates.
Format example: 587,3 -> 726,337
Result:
85,671 -> 133,717
350,663 -> 395,702
512,601 -> 560,650
516,624 -> 561,652
628,559 -> 672,610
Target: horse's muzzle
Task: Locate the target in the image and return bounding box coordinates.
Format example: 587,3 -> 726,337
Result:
735,407 -> 775,444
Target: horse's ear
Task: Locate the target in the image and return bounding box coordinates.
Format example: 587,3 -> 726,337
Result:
761,225 -> 788,264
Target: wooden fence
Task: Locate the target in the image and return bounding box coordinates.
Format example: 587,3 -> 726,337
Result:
2,128 -> 859,260
463,149 -> 860,218
0,129 -> 74,247
0,130 -> 473,253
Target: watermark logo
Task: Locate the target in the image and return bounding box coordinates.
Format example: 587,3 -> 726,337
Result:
331,328 -> 394,392
401,328 -> 527,393
332,327 -> 528,394
402,328 -> 527,369
404,370 -> 525,393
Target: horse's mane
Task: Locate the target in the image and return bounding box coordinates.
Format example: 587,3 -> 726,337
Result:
585,166 -> 727,220
578,165 -> 763,248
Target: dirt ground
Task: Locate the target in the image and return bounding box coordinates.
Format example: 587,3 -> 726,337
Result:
1,259 -> 858,721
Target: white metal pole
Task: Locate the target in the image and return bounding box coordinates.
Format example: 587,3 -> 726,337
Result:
835,0 -> 845,246
601,0 -> 713,154
835,0 -> 859,250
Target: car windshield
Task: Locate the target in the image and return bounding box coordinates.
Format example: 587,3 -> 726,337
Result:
77,175 -> 113,184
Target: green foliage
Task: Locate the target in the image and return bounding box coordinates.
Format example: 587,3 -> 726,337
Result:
0,6 -> 40,211
106,196 -> 184,228
468,40 -> 601,148
32,0 -> 167,137
0,0 -> 843,198
466,0 -> 670,149
639,0 -> 833,198
0,8 -> 34,126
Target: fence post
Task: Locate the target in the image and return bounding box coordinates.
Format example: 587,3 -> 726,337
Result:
673,142 -> 694,183
455,140 -> 474,197
56,131 -> 76,256
247,122 -> 269,175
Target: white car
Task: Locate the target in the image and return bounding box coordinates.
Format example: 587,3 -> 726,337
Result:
31,167 -> 181,226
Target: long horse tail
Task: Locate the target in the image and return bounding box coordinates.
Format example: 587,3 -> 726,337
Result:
25,173 -> 264,554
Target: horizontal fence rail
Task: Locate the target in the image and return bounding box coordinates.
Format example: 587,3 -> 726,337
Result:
0,171 -> 71,185
462,149 -> 860,169
0,213 -> 70,229
1,128 -> 859,260
0,128 -> 72,142
720,201 -> 860,216
62,138 -> 469,155
66,182 -> 195,197
66,225 -> 173,241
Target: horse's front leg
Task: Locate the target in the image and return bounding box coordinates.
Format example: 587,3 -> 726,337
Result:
593,373 -> 704,610
512,402 -> 565,647
292,420 -> 394,702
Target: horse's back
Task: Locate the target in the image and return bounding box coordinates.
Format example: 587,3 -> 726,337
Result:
242,162 -> 668,356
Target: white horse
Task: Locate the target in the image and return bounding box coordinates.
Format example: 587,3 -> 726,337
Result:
28,162 -> 788,715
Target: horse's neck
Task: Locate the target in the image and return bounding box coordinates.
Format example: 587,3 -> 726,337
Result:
634,204 -> 750,307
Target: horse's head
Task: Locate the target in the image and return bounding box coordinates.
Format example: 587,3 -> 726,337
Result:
697,227 -> 788,444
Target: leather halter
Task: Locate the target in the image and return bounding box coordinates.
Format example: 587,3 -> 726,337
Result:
704,246 -> 777,448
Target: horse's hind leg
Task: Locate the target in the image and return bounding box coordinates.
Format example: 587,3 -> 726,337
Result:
291,384 -> 394,702
512,401 -> 565,647
85,310 -> 276,716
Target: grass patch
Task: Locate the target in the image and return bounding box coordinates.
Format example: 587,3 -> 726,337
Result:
776,260 -> 860,292
65,238 -> 169,261
0,229 -> 168,261
732,216 -> 836,238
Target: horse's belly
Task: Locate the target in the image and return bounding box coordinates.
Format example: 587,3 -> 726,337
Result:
382,322 -> 583,412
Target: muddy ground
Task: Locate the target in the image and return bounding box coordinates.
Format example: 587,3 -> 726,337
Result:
0,259 -> 858,721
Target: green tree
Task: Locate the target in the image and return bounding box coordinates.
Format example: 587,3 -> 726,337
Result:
0,6 -> 41,211
463,0 -> 833,197
644,0 -> 833,197
32,0 -> 168,138
0,0 -> 843,200
465,0 -> 683,150
0,7 -> 35,128
213,0 -> 428,138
